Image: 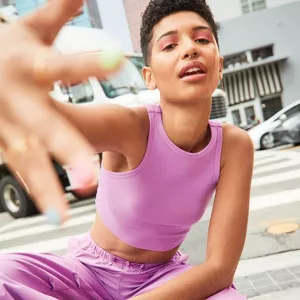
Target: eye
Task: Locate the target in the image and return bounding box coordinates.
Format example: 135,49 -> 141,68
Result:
163,44 -> 176,51
195,39 -> 210,44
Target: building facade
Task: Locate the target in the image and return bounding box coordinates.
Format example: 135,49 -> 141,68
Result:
14,0 -> 94,27
121,0 -> 300,125
0,0 -> 14,7
207,0 -> 299,22
96,0 -> 134,52
123,0 -> 149,52
122,0 -> 300,51
0,0 -> 134,52
218,0 -> 300,125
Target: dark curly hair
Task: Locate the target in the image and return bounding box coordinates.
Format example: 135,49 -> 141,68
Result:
140,0 -> 219,66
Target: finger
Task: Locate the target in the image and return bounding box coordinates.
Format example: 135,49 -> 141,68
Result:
21,0 -> 84,44
8,90 -> 99,189
34,48 -> 124,84
0,120 -> 69,224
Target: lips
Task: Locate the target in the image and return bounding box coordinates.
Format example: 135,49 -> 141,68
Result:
179,61 -> 208,79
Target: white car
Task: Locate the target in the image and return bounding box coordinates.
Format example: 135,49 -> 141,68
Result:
248,100 -> 300,150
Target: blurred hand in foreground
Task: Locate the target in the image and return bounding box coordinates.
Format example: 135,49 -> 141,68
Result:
0,0 -> 124,224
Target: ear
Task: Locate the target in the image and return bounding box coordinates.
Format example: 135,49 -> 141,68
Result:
219,56 -> 224,81
142,66 -> 157,90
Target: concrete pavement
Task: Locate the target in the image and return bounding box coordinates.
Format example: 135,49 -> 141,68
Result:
251,288 -> 300,299
0,211 -> 13,228
232,147 -> 300,298
234,253 -> 300,298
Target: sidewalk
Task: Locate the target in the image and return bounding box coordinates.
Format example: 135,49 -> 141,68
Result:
251,288 -> 300,299
234,149 -> 300,298
235,264 -> 300,298
234,250 -> 300,298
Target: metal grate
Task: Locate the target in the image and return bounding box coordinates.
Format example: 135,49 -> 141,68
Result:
210,96 -> 227,119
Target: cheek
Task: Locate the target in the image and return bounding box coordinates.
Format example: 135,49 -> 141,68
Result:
152,57 -> 176,83
207,53 -> 221,78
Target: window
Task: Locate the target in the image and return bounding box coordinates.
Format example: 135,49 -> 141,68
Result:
127,56 -> 145,77
252,45 -> 274,62
232,110 -> 242,126
245,106 -> 256,124
59,81 -> 94,104
224,52 -> 248,69
283,104 -> 300,119
252,0 -> 267,11
241,0 -> 250,14
241,0 -> 267,14
70,82 -> 94,104
100,58 -> 146,99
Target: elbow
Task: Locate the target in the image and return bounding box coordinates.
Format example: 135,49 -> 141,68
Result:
208,260 -> 236,290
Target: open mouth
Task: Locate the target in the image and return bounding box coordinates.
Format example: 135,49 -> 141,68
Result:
181,67 -> 206,78
179,61 -> 208,79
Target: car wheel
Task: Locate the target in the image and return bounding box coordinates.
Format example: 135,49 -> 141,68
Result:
0,175 -> 38,219
260,133 -> 275,150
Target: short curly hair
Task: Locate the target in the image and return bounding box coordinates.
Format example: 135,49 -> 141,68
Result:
140,0 -> 219,66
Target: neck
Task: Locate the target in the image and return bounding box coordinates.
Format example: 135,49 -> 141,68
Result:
159,99 -> 211,153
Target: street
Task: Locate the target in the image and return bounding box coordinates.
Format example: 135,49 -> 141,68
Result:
0,146 -> 300,298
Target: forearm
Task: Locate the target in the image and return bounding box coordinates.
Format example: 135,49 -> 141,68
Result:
51,99 -> 91,134
50,100 -> 99,147
131,261 -> 232,300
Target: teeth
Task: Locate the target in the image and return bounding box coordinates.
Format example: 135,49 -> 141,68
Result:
185,67 -> 202,74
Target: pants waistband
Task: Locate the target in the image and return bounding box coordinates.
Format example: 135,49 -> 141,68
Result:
67,233 -> 187,273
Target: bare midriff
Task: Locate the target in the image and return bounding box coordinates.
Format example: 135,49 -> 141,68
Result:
90,213 -> 180,264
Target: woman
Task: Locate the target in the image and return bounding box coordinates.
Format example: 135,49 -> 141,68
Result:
0,0 -> 253,299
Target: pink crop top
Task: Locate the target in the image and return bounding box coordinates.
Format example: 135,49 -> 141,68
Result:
96,104 -> 223,251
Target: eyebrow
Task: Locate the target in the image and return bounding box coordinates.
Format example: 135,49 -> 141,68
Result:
156,26 -> 212,43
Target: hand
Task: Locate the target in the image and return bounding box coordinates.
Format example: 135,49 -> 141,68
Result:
0,0 -> 123,224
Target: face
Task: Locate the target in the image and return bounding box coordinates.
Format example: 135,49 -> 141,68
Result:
143,11 -> 223,105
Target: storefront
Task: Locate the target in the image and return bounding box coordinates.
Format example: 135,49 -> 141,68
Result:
222,46 -> 288,127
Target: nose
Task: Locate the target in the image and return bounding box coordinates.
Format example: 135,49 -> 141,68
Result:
180,34 -> 201,60
182,44 -> 199,60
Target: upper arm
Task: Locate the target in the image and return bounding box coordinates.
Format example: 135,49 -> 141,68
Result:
206,124 -> 254,282
52,101 -> 147,155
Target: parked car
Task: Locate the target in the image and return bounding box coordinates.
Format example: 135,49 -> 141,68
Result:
271,112 -> 300,146
0,154 -> 99,219
248,100 -> 300,150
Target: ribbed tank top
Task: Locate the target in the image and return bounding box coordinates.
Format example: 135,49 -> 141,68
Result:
96,104 -> 223,251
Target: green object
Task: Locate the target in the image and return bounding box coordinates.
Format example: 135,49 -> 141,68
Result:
99,49 -> 123,70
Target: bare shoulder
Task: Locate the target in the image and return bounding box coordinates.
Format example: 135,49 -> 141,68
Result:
221,123 -> 254,166
131,105 -> 151,136
222,123 -> 254,150
107,104 -> 150,152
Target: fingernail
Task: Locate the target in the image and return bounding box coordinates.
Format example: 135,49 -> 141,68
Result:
99,49 -> 124,71
69,161 -> 96,188
45,208 -> 62,226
